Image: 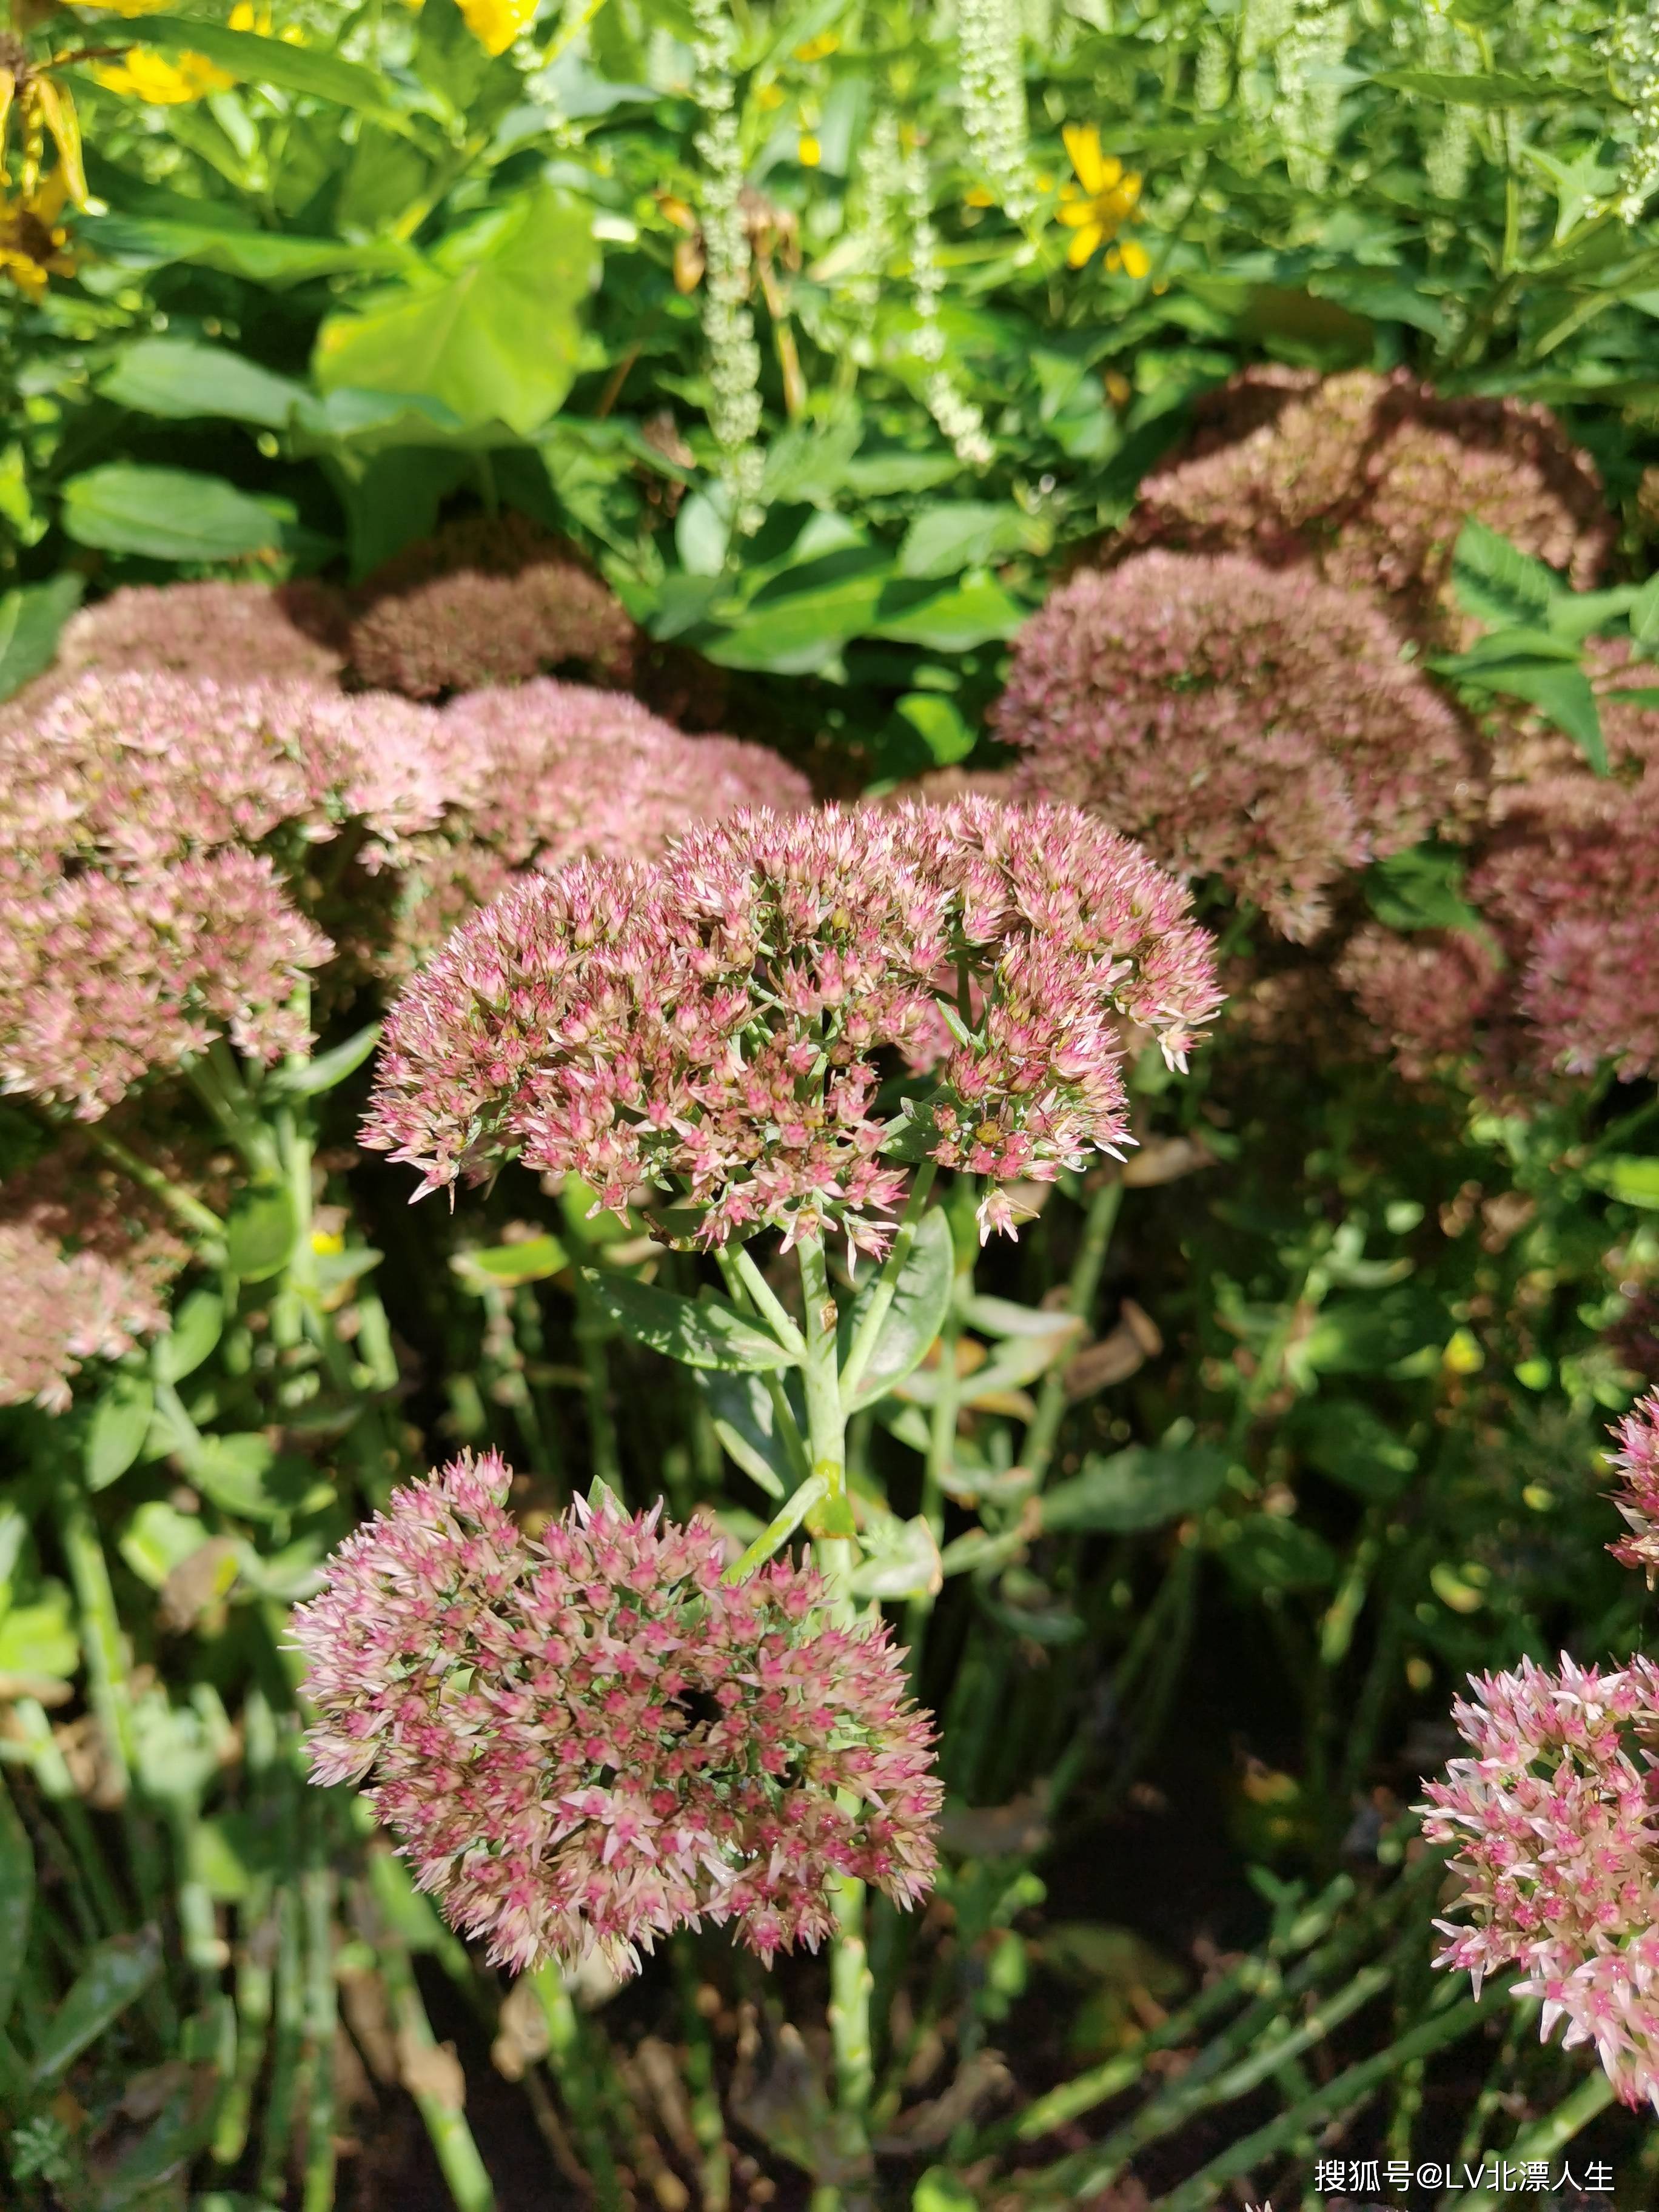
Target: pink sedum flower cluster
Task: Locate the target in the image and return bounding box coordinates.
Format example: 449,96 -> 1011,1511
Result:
360,799 -> 1221,1253
346,514 -> 638,700
389,682 -> 811,968
1133,367 -> 1610,636
994,551 -> 1473,940
1421,1653 -> 1659,2112
50,580 -> 347,689
0,1138 -> 195,1410
1341,643 -> 1659,1090
292,1451 -> 942,1976
1610,1390 -> 1659,1585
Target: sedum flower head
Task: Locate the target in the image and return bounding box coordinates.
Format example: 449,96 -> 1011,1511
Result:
0,853 -> 332,1118
1421,1654 -> 1659,2113
389,680 -> 811,969
1134,368 -> 1611,637
1610,1390 -> 1659,1584
995,551 -> 1473,940
293,1452 -> 942,1976
346,514 -> 638,702
0,1136 -> 195,1411
52,581 -> 347,689
360,798 -> 1221,1252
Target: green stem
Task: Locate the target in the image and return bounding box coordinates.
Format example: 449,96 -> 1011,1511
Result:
529,1965 -> 623,2210
300,1817 -> 339,2212
89,1129 -> 225,1245
674,1937 -> 731,2212
1021,1172 -> 1123,1486
570,1269 -> 622,1492
722,1473 -> 827,1583
730,1243 -> 806,1356
839,1164 -> 936,1403
903,1302 -> 957,1660
1452,2067 -> 1618,2212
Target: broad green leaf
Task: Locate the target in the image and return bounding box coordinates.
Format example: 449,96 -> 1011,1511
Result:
61,466 -> 281,563
0,574 -> 82,702
1467,661 -> 1605,774
30,1928 -> 164,2087
1631,573 -> 1659,651
224,1187 -> 298,1284
1215,1514 -> 1339,1593
90,214 -> 414,286
264,1021 -> 383,1098
890,692 -> 975,766
85,1375 -> 156,1493
315,188 -> 597,436
896,501 -> 1047,581
98,340 -> 306,429
122,16 -> 399,113
1041,1444 -> 1230,1533
179,1434 -> 332,1522
1450,519 -> 1559,630
866,577 -> 1028,651
0,1589 -> 79,1683
154,1290 -> 223,1384
1584,1155 -> 1659,1209
0,1772 -> 32,2033
452,1234 -> 569,1290
708,565 -> 891,674
1364,846 -> 1486,934
839,1212 -> 955,1410
119,1501 -> 215,1591
694,1369 -> 801,1498
579,1271 -> 797,1372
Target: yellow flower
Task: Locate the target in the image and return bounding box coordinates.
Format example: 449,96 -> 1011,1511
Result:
455,0 -> 538,58
228,3 -> 273,27
0,170 -> 75,301
797,132 -> 820,167
93,49 -> 236,102
794,30 -> 839,60
1057,123 -> 1143,270
2,50 -> 92,209
64,0 -> 175,15
756,79 -> 784,110
964,183 -> 996,209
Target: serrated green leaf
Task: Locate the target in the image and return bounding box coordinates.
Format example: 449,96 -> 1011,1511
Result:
0,574 -> 82,703
1450,518 -> 1560,630
85,1375 -> 156,1492
1376,66 -> 1562,106
1364,845 -> 1486,934
579,1271 -> 797,1372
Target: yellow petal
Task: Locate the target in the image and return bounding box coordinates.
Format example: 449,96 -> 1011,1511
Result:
798,132 -> 821,166
93,49 -> 235,101
455,0 -> 538,56
64,0 -> 176,14
1119,237 -> 1150,279
35,81 -> 90,207
1056,199 -> 1097,227
0,69 -> 16,164
1062,123 -> 1107,195
1105,245 -> 1121,271
964,184 -> 996,208
1066,221 -> 1104,267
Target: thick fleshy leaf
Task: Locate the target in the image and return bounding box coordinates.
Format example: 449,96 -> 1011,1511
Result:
839,1211 -> 954,1411
30,1928 -> 164,2086
580,1271 -> 797,1372
1041,1444 -> 1230,1533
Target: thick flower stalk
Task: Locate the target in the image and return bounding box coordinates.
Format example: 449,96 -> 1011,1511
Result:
387,681 -> 811,968
995,551 -> 1473,940
957,0 -> 1032,216
344,514 -> 637,702
1133,367 -> 1611,637
1610,1389 -> 1659,1584
360,798 -> 1221,1252
688,0 -> 766,535
293,1452 -> 942,1977
1421,1654 -> 1659,2113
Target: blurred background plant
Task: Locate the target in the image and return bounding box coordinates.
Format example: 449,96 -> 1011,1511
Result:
7,0 -> 1659,2207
